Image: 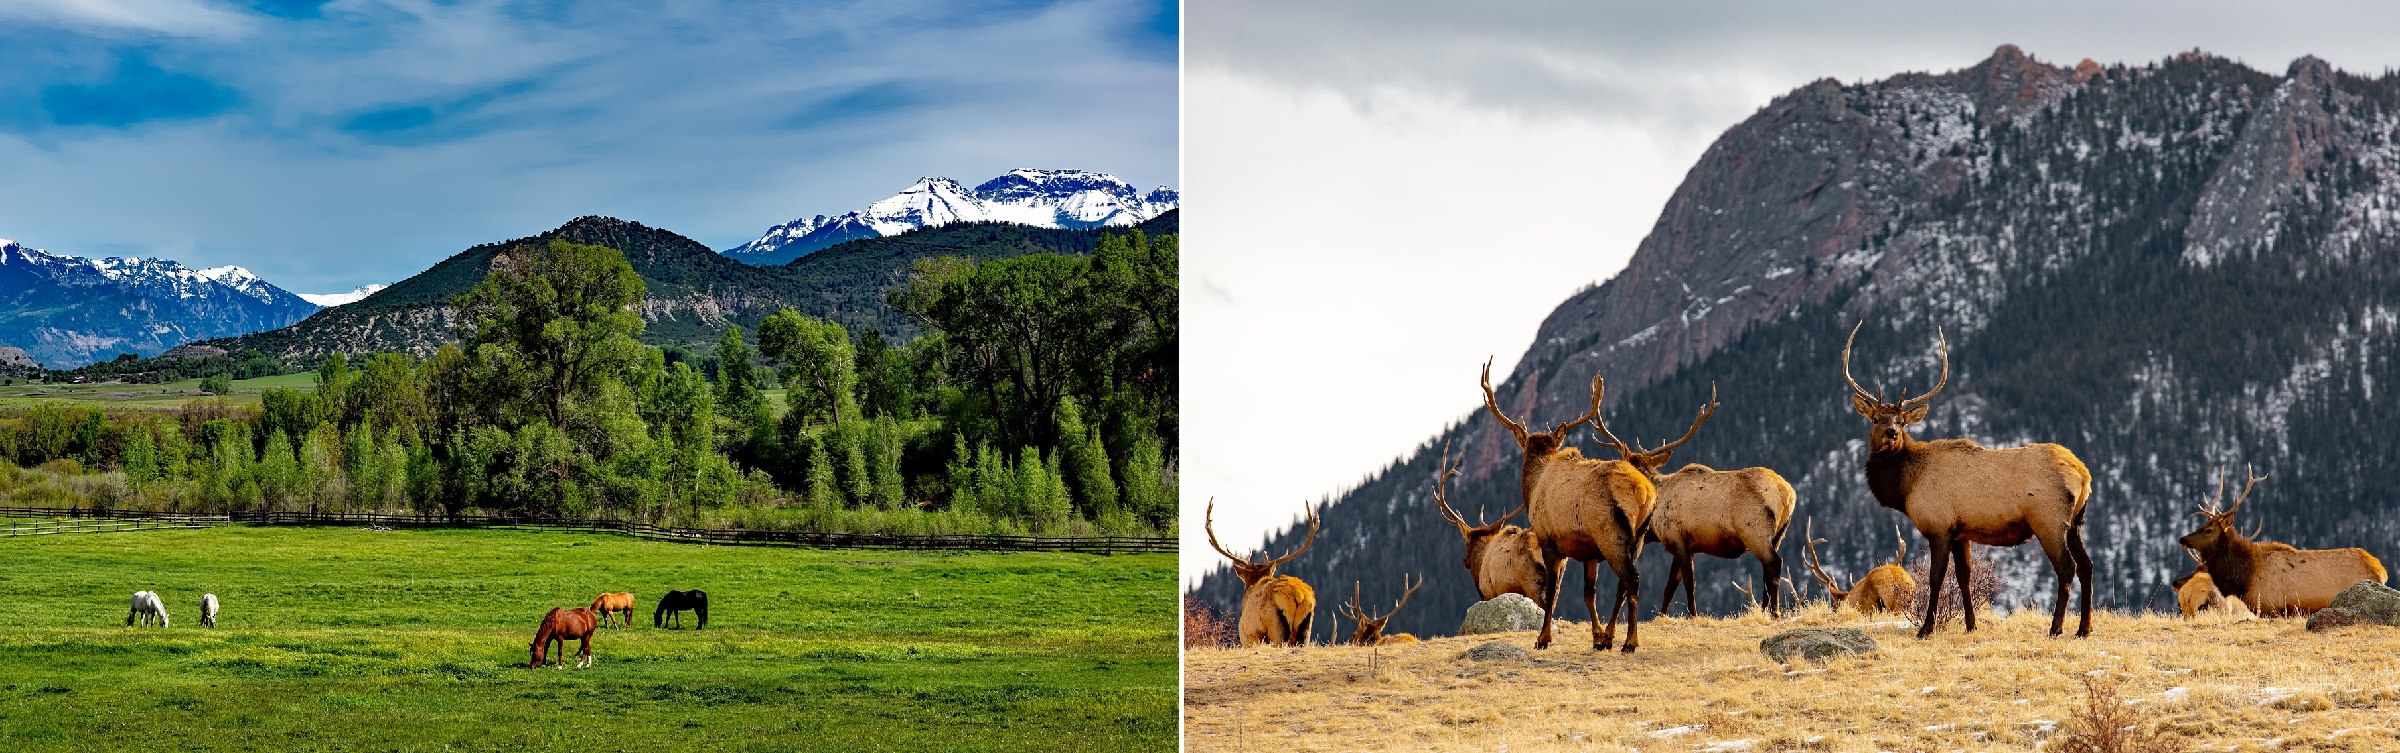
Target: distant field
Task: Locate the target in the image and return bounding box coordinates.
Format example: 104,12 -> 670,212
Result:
0,372 -> 314,410
0,525 -> 1175,751
1184,605 -> 2400,752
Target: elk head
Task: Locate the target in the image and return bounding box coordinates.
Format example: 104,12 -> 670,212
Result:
1432,440 -> 1529,556
1339,574 -> 1423,645
1800,518 -> 1908,611
2179,467 -> 2268,556
1482,357 -> 1597,458
1594,383 -> 1720,477
1840,322 -> 1947,454
1205,498 -> 1320,587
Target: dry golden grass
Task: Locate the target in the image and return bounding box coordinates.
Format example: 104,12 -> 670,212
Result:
1183,602 -> 2400,752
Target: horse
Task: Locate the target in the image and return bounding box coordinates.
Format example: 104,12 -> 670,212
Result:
125,591 -> 169,628
200,593 -> 219,628
529,607 -> 598,669
654,589 -> 708,630
589,591 -> 635,628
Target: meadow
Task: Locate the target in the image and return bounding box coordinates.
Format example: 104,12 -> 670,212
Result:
0,523 -> 1175,751
1183,604 -> 2400,752
0,373 -> 311,410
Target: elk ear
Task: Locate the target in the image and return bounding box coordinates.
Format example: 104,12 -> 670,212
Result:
1851,392 -> 1877,418
1900,404 -> 1928,425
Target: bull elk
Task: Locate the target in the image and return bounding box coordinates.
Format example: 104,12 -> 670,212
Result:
1591,385 -> 1797,618
2178,467 -> 2386,615
1430,440 -> 1553,606
1800,518 -> 1917,614
2171,549 -> 2255,620
1339,575 -> 1425,645
1842,323 -> 2096,638
1205,499 -> 1322,646
1482,358 -> 1657,652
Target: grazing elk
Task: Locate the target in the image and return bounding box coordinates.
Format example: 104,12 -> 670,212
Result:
1205,499 -> 1321,646
1591,385 -> 1797,619
1800,518 -> 1918,614
1340,575 -> 1425,645
1842,323 -> 2096,638
2179,468 -> 2386,615
1482,359 -> 1657,652
2171,549 -> 2255,620
1429,440 -> 1553,606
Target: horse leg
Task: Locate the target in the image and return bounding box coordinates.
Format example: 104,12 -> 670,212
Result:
579,636 -> 592,668
2069,524 -> 2095,638
1917,534 -> 1952,639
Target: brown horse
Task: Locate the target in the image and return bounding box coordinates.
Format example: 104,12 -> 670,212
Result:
590,591 -> 636,628
529,607 -> 598,669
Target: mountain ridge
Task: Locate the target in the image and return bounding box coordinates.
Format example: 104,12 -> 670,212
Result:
0,239 -> 320,367
723,168 -> 1177,265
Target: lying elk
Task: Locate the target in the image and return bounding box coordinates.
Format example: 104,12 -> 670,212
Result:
2179,468 -> 2386,615
1843,323 -> 2095,638
2171,549 -> 2254,620
1801,518 -> 1917,614
1430,440 -> 1553,606
1482,359 -> 1657,652
1592,385 -> 1796,618
1205,499 -> 1322,646
1340,575 -> 1425,645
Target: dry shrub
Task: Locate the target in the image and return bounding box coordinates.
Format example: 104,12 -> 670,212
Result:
1185,596 -> 1235,649
2055,675 -> 2187,753
1903,548 -> 2007,629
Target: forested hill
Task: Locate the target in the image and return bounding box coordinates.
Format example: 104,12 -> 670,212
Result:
200,210 -> 1175,360
1192,46 -> 2400,640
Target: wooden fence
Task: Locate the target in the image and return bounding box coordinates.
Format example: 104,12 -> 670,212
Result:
0,506 -> 1173,554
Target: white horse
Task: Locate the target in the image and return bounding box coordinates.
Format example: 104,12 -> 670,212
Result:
126,591 -> 169,628
200,593 -> 219,628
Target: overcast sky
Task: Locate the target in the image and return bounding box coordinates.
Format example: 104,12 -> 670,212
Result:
0,0 -> 1176,295
1182,0 -> 2400,586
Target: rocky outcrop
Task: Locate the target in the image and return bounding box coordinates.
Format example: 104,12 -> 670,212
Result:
1760,628 -> 1878,664
1457,593 -> 1549,635
2305,581 -> 2400,631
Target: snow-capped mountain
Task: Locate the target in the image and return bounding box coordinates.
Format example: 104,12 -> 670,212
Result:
0,239 -> 321,367
723,169 -> 1177,265
299,284 -> 389,307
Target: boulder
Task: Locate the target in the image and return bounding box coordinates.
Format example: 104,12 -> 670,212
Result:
1460,641 -> 1529,662
1458,593 -> 1548,635
2307,581 -> 2400,631
1760,628 -> 1878,664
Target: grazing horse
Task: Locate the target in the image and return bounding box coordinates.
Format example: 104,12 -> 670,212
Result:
200,593 -> 220,628
654,589 -> 708,630
590,591 -> 636,628
529,607 -> 598,669
125,591 -> 169,628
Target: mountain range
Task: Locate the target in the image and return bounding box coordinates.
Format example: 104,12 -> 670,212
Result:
1191,46 -> 2400,640
0,240 -> 320,367
721,169 -> 1177,265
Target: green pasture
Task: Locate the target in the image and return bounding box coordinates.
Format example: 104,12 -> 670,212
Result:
0,372 -> 315,410
0,525 -> 1175,751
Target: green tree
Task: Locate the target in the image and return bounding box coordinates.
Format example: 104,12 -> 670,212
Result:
452,239 -> 647,428
119,421 -> 157,486
804,435 -> 837,510
758,309 -> 858,427
1055,395 -> 1117,516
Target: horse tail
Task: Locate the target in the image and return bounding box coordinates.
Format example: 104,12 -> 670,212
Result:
695,592 -> 708,630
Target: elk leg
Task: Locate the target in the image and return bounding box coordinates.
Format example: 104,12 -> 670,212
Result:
1295,612 -> 1314,647
2040,534 -> 2071,636
1917,535 -> 1952,639
2068,525 -> 2094,638
1614,554 -> 1642,653
1683,557 -> 1699,619
1535,558 -> 1565,650
1761,551 -> 1785,620
1655,553 -> 1683,619
1953,541 -> 1976,632
1586,560 -> 1607,651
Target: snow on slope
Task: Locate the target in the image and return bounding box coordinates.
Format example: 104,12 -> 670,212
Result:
722,168 -> 1177,265
299,284 -> 390,307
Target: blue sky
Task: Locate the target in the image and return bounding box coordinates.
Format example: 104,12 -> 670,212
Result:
0,0 -> 1178,294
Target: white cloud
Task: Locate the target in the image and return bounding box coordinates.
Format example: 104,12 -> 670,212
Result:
0,0 -> 255,38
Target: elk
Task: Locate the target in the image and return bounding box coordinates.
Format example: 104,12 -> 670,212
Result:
2171,549 -> 2255,620
1430,440 -> 1553,606
1591,385 -> 1797,619
2178,468 -> 2386,615
1842,323 -> 2095,638
1205,499 -> 1322,646
1800,518 -> 1918,614
1482,358 -> 1657,652
1340,575 -> 1425,645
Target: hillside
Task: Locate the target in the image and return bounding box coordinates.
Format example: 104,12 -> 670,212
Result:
1192,47 -> 2400,639
724,169 -> 1179,265
199,210 -> 1174,360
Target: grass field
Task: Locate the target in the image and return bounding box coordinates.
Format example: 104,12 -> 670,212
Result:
1184,604 -> 2400,752
0,373 -> 315,410
0,524 -> 1174,751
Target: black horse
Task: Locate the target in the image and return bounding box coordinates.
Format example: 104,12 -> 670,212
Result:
654,589 -> 708,630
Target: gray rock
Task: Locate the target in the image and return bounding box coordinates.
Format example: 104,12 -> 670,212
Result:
2307,581 -> 2400,631
1760,628 -> 1878,664
1460,641 -> 1529,661
1458,593 -> 1548,635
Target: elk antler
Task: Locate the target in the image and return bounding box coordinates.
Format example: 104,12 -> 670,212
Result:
1549,371 -> 1602,437
1430,440 -> 1528,535
1731,576 -> 1758,608
1264,505 -> 1322,568
1892,523 -> 1909,566
2197,468 -> 2230,516
1481,358 -> 1528,442
1338,581 -> 1367,622
1899,328 -> 1949,409
1342,574 -> 1425,624
1203,498 -> 1248,564
1841,322 -> 1875,402
1799,518 -> 1844,595
2224,465 -> 2268,517
1648,383 -> 1721,455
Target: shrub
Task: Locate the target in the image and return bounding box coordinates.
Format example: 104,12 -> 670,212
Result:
1184,596 -> 1236,649
1904,547 -> 2008,630
2055,675 -> 2187,753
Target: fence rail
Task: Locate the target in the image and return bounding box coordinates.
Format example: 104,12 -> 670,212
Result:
0,506 -> 1173,554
